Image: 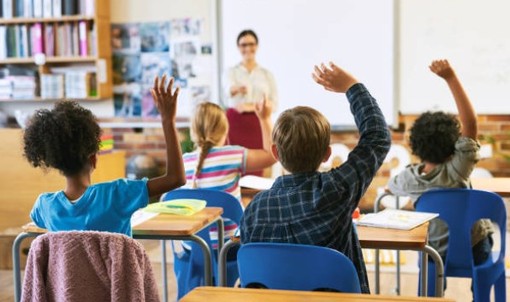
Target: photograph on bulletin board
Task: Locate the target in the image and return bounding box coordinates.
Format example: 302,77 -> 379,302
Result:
110,18 -> 211,118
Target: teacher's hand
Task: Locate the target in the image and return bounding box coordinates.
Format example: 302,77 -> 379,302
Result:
230,85 -> 247,97
254,97 -> 273,120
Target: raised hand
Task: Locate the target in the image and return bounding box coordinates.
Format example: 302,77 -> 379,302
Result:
254,96 -> 273,120
312,62 -> 358,93
151,74 -> 180,121
429,59 -> 456,80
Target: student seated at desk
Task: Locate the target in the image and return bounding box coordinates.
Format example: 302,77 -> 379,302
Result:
386,60 -> 494,283
25,75 -> 186,237
181,100 -> 276,250
240,62 -> 391,293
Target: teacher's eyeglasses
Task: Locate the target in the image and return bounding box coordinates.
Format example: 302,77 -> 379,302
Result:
239,42 -> 257,48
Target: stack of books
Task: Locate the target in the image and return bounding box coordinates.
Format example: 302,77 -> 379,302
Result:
0,21 -> 95,59
0,75 -> 36,100
64,71 -> 96,98
0,0 -> 96,19
40,73 -> 64,98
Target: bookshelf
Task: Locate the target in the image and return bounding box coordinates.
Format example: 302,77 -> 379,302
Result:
0,0 -> 112,101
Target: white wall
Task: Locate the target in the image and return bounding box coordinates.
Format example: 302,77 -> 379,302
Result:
400,0 -> 510,114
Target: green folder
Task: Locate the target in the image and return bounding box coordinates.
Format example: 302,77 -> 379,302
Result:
144,199 -> 207,216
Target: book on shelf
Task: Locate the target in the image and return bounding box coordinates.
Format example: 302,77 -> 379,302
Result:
0,75 -> 36,100
78,20 -> 87,56
0,26 -> 6,59
2,0 -> 13,19
30,23 -> 43,55
52,0 -> 62,17
33,0 -> 43,17
6,26 -> 17,57
0,0 -> 95,19
23,0 -> 34,18
43,0 -> 52,18
40,73 -> 64,98
44,24 -> 54,56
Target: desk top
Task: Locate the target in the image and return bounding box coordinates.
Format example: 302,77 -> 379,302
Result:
134,207 -> 223,236
22,207 -> 223,237
180,287 -> 454,302
471,177 -> 510,197
357,223 -> 428,250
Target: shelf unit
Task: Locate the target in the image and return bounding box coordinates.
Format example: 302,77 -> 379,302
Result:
0,0 -> 112,101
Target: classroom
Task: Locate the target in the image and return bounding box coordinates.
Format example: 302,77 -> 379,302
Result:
0,0 -> 509,301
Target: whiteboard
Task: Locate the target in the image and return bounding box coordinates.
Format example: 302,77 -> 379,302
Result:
220,0 -> 396,128
400,0 -> 510,114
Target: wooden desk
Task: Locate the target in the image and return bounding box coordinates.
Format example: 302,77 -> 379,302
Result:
12,208 -> 224,302
218,223 -> 444,298
180,287 -> 454,302
472,177 -> 510,197
357,224 -> 428,250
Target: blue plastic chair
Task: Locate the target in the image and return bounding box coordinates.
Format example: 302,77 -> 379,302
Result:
237,242 -> 362,293
415,189 -> 506,301
161,188 -> 243,299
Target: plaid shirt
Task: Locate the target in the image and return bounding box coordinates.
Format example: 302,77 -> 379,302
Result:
240,83 -> 391,293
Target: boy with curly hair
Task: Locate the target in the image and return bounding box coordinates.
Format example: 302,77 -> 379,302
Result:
387,60 -> 494,292
240,62 -> 391,293
25,75 -> 186,236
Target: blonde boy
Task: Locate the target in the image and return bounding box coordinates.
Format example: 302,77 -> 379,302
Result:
240,62 -> 391,293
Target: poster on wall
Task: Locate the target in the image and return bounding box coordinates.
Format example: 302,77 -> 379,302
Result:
111,18 -> 212,118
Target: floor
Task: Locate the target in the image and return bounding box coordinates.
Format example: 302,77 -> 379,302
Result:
1,240 -> 509,302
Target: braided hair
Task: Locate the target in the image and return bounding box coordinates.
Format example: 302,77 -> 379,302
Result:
190,102 -> 229,187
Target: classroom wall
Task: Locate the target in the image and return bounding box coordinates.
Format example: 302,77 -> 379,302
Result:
111,113 -> 510,210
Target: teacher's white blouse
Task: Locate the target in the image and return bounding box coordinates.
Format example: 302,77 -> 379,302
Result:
225,64 -> 278,109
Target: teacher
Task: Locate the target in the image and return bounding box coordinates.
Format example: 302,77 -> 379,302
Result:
225,29 -> 278,176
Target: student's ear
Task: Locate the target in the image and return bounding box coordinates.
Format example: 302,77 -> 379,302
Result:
271,144 -> 280,161
322,146 -> 332,163
89,154 -> 98,170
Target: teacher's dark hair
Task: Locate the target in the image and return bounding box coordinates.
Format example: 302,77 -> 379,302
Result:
237,29 -> 258,45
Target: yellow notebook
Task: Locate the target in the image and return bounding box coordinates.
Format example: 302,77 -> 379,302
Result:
144,199 -> 207,216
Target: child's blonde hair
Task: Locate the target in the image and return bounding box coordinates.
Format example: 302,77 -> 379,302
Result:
190,102 -> 229,187
273,106 -> 331,173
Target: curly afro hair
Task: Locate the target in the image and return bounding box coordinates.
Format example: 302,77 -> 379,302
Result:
409,111 -> 460,164
23,100 -> 102,176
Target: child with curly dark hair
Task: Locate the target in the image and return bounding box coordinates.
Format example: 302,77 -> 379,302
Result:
387,60 -> 494,294
25,75 -> 186,236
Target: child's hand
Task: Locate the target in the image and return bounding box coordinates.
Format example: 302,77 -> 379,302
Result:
254,96 -> 273,120
151,74 -> 180,121
430,59 -> 456,80
312,62 -> 358,93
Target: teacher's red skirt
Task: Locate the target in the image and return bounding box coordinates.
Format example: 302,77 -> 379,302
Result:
226,108 -> 263,176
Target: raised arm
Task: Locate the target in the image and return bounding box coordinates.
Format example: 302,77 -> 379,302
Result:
313,62 -> 391,204
245,97 -> 277,171
147,75 -> 186,197
430,59 -> 477,139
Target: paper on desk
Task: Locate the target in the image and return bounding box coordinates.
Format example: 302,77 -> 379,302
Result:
239,175 -> 275,190
357,209 -> 438,230
131,210 -> 159,227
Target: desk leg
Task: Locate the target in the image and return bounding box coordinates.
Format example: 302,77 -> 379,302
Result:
423,245 -> 444,297
160,240 -> 168,302
420,251 -> 428,297
12,232 -> 38,302
374,249 -> 380,294
216,218 -> 224,261
189,234 -> 213,286
218,240 -> 240,287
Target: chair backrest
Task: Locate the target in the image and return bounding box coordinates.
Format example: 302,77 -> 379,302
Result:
162,188 -> 244,225
237,242 -> 361,293
162,188 -> 244,266
22,231 -> 159,302
415,189 -> 506,273
320,143 -> 351,171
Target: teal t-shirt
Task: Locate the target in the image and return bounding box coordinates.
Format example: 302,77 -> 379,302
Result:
30,178 -> 149,237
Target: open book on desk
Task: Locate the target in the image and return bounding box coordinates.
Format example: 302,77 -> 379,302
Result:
357,209 -> 438,230
239,175 -> 275,190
